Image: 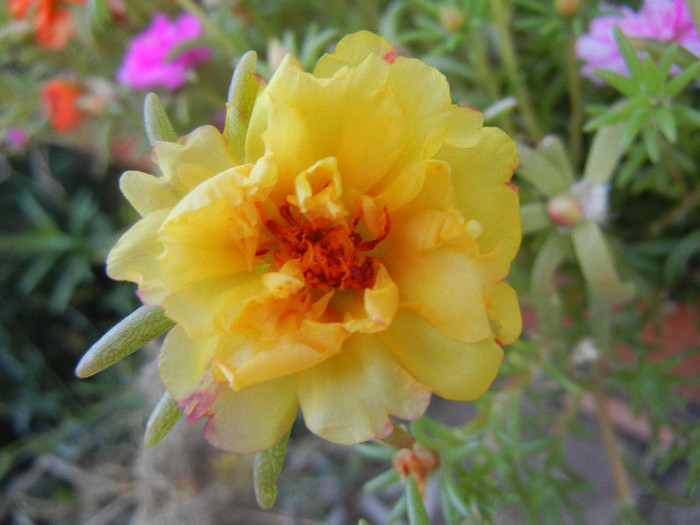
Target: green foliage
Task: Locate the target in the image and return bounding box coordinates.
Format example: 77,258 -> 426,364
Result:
2,0 -> 700,523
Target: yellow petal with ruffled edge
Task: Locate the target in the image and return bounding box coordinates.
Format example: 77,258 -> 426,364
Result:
159,326 -> 299,454
106,208 -> 170,305
489,282 -> 522,345
158,167 -> 263,288
313,30 -> 397,77
120,170 -> 180,217
202,376 -> 298,454
379,309 -> 503,401
296,333 -> 432,444
438,127 -> 521,261
154,125 -> 238,196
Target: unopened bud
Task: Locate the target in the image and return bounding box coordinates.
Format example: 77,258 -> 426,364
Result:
547,193 -> 582,228
393,443 -> 439,496
554,0 -> 580,17
439,6 -> 465,33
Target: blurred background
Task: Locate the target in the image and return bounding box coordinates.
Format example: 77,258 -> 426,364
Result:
1,1 -> 699,523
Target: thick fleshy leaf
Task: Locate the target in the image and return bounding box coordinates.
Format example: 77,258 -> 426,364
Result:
75,306 -> 174,378
224,50 -> 259,164
582,124 -> 625,184
144,391 -> 182,447
253,430 -> 290,509
571,221 -> 634,304
296,334 -> 432,445
144,92 -> 177,144
530,231 -> 567,335
516,138 -> 571,197
378,309 -> 503,401
520,202 -> 550,236
405,475 -> 430,525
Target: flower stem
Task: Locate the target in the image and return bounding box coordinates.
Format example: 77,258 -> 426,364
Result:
591,361 -> 634,521
488,0 -> 544,140
564,25 -> 584,168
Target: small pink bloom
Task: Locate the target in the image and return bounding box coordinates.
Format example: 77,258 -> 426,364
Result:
117,12 -> 212,90
6,126 -> 29,148
576,0 -> 700,82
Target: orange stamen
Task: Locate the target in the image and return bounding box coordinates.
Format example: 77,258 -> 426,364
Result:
258,203 -> 389,292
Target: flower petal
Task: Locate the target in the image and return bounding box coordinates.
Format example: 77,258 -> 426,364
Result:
106,208 -> 170,304
160,326 -> 299,454
154,125 -> 238,195
385,246 -> 507,342
438,127 -> 521,261
202,375 -> 299,454
161,271 -> 265,337
120,170 -> 180,216
159,325 -> 217,404
158,166 -> 265,293
296,334 -> 432,444
379,309 -> 503,401
489,282 -> 522,345
313,31 -> 396,77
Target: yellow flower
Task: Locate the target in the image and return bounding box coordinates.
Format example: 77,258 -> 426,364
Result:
107,31 -> 522,453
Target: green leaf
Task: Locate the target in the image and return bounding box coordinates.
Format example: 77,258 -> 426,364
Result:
653,106 -> 677,143
662,229 -> 700,285
364,468 -> 401,492
592,69 -> 637,95
405,475 -> 431,525
641,123 -> 661,162
530,231 -> 567,335
583,96 -> 649,132
144,392 -> 182,447
144,93 -> 177,144
87,0 -> 112,29
253,430 -> 290,509
619,111 -> 648,151
613,26 -> 643,79
571,221 -> 634,305
673,105 -> 700,128
520,202 -> 550,235
75,306 -> 175,377
224,51 -> 259,164
664,61 -> 700,97
582,123 -> 625,184
516,137 -> 572,197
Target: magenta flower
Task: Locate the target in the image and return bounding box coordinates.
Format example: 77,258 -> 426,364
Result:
117,12 -> 212,90
6,126 -> 29,148
576,0 -> 700,82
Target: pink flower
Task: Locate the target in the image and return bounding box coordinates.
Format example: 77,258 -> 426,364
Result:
117,12 -> 212,90
6,126 -> 29,148
576,0 -> 700,81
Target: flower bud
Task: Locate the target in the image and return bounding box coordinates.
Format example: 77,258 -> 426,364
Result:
554,0 -> 580,17
547,193 -> 583,228
439,6 -> 465,33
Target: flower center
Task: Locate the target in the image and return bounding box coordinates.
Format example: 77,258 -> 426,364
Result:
257,203 -> 389,292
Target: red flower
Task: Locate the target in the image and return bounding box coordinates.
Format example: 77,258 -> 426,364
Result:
40,79 -> 85,132
9,0 -> 85,50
